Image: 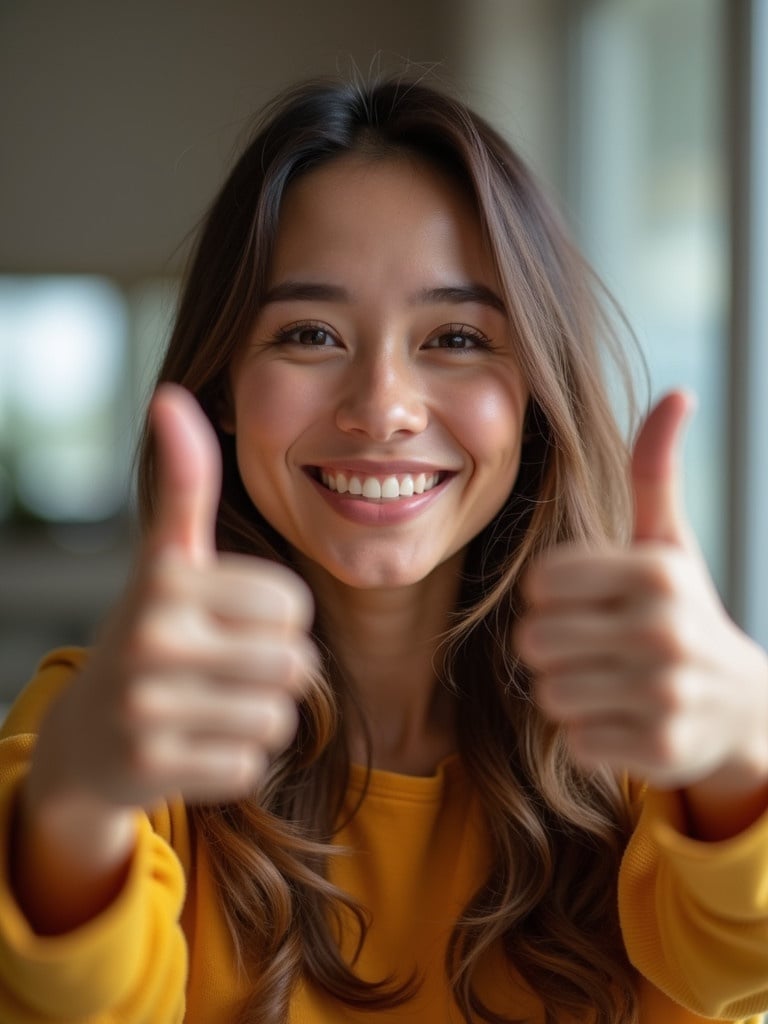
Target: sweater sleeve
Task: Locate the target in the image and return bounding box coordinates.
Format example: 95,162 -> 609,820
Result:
618,786 -> 768,1020
0,650 -> 189,1023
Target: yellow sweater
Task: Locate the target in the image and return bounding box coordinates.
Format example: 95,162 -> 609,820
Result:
0,649 -> 767,1023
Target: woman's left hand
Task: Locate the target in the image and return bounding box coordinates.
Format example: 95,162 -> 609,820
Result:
516,393 -> 768,813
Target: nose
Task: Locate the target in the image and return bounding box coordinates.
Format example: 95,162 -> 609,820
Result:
335,349 -> 428,441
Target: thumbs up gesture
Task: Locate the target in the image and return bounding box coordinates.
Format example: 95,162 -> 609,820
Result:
32,385 -> 317,811
517,392 -> 768,799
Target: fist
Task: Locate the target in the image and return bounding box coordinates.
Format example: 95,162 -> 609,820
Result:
35,385 -> 317,809
516,392 -> 768,790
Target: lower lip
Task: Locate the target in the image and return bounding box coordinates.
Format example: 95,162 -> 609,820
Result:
307,473 -> 450,525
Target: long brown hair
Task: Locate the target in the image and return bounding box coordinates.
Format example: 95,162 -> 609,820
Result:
138,75 -> 641,1024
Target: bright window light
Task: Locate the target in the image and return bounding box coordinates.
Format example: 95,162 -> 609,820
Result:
0,276 -> 128,522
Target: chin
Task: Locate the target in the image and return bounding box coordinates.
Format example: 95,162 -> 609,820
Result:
307,548 -> 462,592
332,565 -> 433,590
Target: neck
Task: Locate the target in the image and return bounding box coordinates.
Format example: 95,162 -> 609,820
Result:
298,552 -> 464,775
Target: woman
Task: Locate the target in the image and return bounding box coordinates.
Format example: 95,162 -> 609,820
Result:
1,76 -> 766,1024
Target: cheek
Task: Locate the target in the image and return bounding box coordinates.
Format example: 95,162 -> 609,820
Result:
229,365 -> 322,530
448,376 -> 527,472
232,365 -> 321,454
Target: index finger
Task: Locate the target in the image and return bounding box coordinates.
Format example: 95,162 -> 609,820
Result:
155,553 -> 316,632
522,543 -> 684,609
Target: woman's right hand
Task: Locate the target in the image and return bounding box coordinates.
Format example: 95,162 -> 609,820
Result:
13,383 -> 316,934
26,383 -> 317,814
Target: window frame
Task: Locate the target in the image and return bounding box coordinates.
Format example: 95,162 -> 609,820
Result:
728,0 -> 768,647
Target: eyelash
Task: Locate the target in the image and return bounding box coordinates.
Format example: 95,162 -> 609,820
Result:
424,324 -> 493,351
270,320 -> 493,352
271,321 -> 339,347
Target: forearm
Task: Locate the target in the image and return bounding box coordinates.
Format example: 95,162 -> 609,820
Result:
0,653 -> 190,1022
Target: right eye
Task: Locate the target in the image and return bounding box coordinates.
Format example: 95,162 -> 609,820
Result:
273,321 -> 340,347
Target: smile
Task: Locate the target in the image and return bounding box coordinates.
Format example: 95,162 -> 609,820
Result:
316,469 -> 444,501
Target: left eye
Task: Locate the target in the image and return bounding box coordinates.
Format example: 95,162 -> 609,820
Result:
294,327 -> 334,346
273,322 -> 339,347
423,326 -> 489,350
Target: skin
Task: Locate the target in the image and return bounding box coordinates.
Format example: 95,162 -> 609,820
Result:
224,153 -> 529,769
12,153 -> 529,931
14,388 -> 317,932
516,393 -> 768,841
11,155 -> 768,939
226,153 -> 528,592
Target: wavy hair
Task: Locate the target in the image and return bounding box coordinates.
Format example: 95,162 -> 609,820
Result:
138,75 -> 642,1024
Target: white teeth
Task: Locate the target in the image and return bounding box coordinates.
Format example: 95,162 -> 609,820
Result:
381,476 -> 399,499
319,470 -> 442,500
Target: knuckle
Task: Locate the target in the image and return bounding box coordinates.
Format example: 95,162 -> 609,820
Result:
261,697 -> 299,752
120,680 -> 158,726
239,747 -> 270,790
643,705 -> 696,770
127,608 -> 202,668
636,604 -> 692,663
124,733 -> 163,784
269,584 -> 312,631
280,642 -> 317,694
272,565 -> 315,627
218,555 -> 315,629
648,721 -> 683,769
658,611 -> 693,663
641,551 -> 687,599
649,670 -> 686,714
126,614 -> 171,664
214,745 -> 269,800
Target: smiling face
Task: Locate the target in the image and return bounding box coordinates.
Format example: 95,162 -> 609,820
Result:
226,152 -> 528,591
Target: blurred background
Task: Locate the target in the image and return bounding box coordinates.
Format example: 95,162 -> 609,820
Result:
1,0 -> 766,712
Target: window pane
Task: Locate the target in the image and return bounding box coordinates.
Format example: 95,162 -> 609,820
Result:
568,0 -> 727,589
0,276 -> 129,522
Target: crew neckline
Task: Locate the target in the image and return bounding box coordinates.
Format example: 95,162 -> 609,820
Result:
346,752 -> 463,800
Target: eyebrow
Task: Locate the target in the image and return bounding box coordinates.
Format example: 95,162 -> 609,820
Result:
413,285 -> 507,314
261,280 -> 507,314
262,281 -> 348,304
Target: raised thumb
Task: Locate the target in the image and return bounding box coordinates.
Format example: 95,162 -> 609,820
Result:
631,390 -> 696,545
149,384 -> 222,563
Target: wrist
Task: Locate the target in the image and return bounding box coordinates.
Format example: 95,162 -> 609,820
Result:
13,774 -> 137,935
682,728 -> 768,843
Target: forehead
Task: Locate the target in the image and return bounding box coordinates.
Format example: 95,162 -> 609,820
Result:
268,152 -> 497,288
283,149 -> 475,205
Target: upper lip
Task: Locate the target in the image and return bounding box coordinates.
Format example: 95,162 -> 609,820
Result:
307,460 -> 458,475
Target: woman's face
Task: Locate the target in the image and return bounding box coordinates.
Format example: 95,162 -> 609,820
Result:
226,153 -> 528,590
